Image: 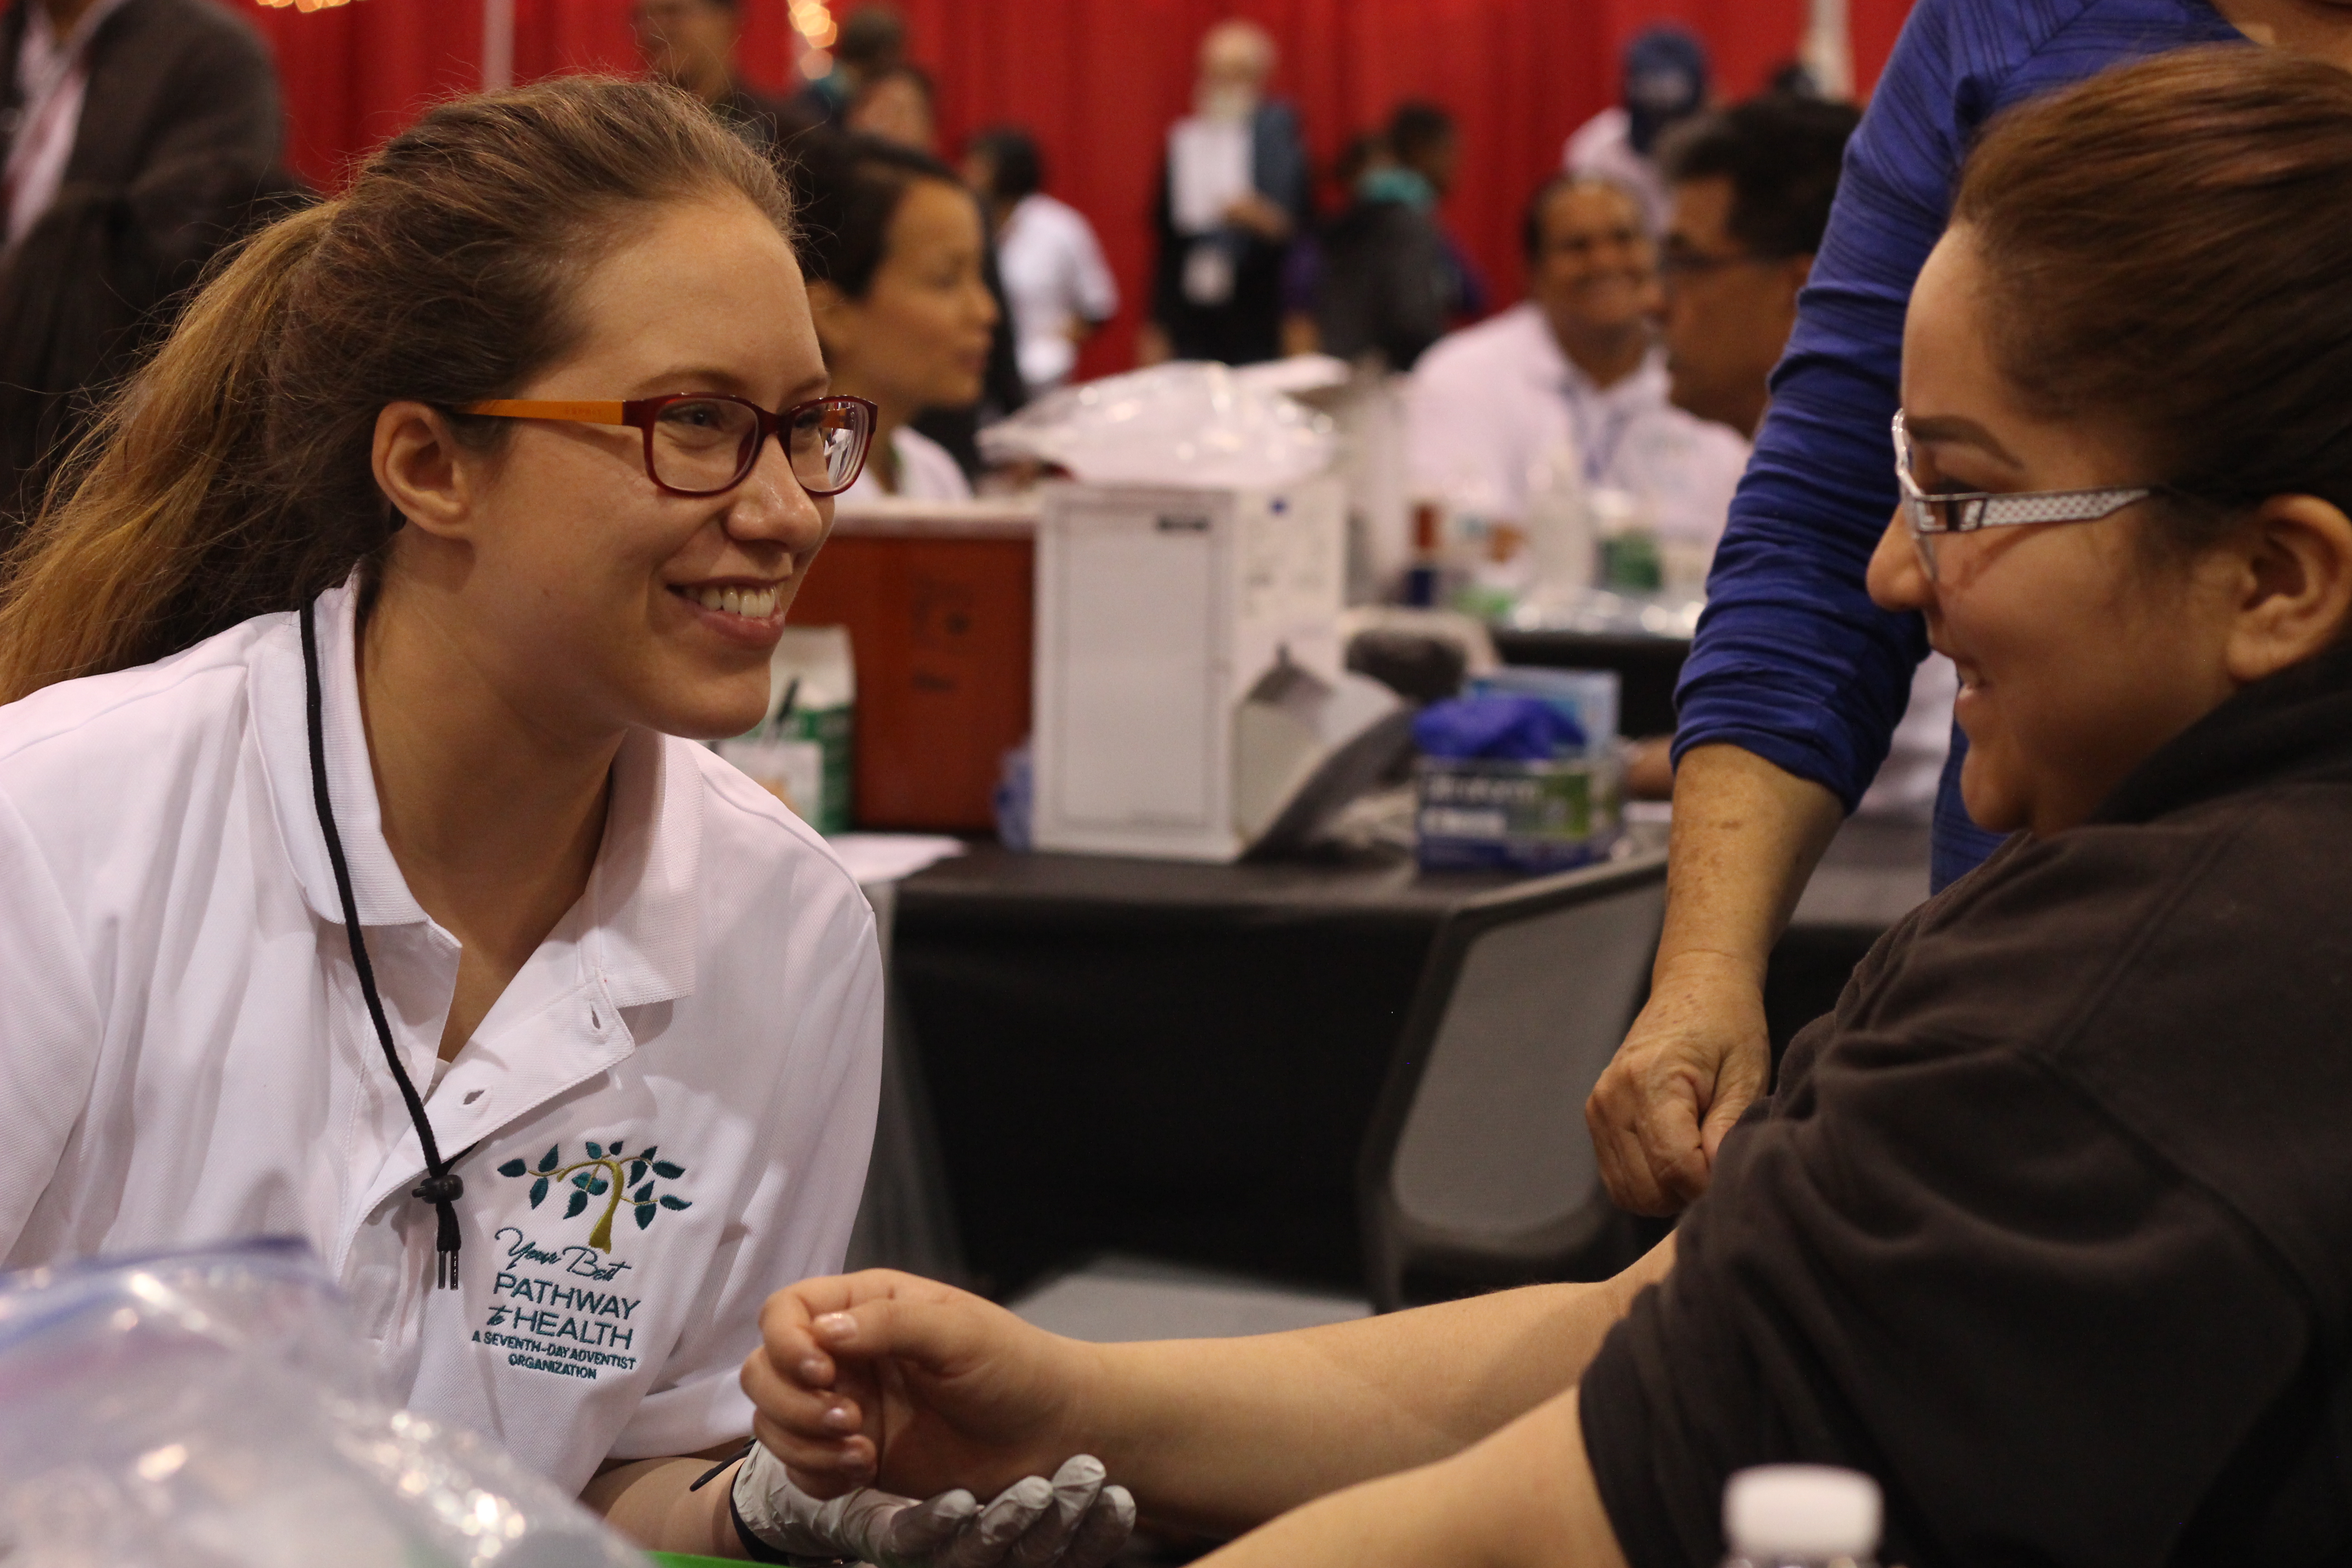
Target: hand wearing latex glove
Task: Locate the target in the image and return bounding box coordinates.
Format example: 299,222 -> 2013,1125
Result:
731,1440 -> 1135,1568
744,1269 -> 1089,1504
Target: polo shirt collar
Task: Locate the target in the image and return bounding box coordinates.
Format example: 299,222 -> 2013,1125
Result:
1514,301 -> 1671,404
253,577 -> 700,1009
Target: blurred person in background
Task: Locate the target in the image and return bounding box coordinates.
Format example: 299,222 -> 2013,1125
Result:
828,42 -> 1026,471
1142,19 -> 1309,366
845,60 -> 935,154
630,0 -> 798,155
1308,101 -> 1483,373
1563,26 -> 1712,236
791,2 -> 904,129
966,125 -> 1117,398
792,133 -> 997,502
1276,129 -> 1384,358
1405,173 -> 1747,555
0,0 -> 292,540
1620,93 -> 1881,800
1656,93 -> 1858,440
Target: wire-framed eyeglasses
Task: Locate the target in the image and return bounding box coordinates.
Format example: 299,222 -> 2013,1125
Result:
1891,410 -> 2154,581
464,393 -> 879,498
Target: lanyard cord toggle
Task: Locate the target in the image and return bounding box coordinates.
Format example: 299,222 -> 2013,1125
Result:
300,601 -> 464,1289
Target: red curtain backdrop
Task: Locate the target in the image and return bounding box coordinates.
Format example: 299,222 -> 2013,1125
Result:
237,0 -> 1916,375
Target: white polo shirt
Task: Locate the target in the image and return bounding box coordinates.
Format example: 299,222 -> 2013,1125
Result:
1405,301 -> 1750,549
0,580 -> 883,1494
995,192 -> 1118,395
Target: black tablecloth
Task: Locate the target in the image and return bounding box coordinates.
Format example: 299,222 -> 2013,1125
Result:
893,823 -> 1927,1298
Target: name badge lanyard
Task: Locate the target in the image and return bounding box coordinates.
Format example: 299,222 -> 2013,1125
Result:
300,601 -> 465,1289
1564,382 -> 1636,490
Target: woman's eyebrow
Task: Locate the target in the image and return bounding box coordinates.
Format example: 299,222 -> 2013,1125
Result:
1903,412 -> 2025,468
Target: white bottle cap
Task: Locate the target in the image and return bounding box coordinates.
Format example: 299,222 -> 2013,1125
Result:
1723,1465 -> 1882,1559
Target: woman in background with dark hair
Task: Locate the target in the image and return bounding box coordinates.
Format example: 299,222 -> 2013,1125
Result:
750,48 -> 2352,1568
791,133 -> 1000,501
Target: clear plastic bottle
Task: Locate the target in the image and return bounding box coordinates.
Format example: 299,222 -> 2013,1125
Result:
1720,1465 -> 1883,1568
1524,441 -> 1595,601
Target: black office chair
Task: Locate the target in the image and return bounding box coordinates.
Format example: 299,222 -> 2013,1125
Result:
1008,845 -> 1668,1338
1357,847 -> 1668,1311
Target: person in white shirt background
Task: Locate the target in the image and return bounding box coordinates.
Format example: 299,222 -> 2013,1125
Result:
963,124 -> 1118,399
1559,25 -> 1712,239
1404,171 -> 1749,565
794,132 -> 997,504
0,77 -> 1124,1568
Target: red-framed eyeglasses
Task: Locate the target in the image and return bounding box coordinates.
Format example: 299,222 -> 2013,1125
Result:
463,393 -> 879,498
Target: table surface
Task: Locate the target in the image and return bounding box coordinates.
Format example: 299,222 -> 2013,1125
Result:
900,816 -> 1929,931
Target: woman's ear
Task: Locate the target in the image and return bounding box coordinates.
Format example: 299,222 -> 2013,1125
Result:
372,402 -> 480,541
2222,494 -> 2352,684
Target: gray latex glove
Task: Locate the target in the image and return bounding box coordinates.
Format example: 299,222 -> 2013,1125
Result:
732,1441 -> 1135,1568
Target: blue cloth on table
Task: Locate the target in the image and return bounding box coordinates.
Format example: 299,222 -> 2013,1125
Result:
1668,0 -> 2244,892
1414,695 -> 1587,761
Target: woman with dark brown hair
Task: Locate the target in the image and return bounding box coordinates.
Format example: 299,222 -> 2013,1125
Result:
0,76 -> 1127,1566
741,48 -> 2352,1568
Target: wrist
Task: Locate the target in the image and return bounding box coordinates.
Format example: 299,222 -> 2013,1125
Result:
1648,942 -> 1768,999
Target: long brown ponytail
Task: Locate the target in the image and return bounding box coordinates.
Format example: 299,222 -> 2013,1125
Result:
0,77 -> 789,703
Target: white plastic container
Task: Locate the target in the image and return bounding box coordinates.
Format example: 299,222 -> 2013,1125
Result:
1721,1465 -> 1882,1568
1030,475 -> 1352,860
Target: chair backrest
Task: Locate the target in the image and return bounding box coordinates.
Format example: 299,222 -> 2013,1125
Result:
1357,847 -> 1667,1311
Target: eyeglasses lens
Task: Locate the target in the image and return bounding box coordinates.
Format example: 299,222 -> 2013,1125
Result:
651,397 -> 763,493
789,400 -> 870,494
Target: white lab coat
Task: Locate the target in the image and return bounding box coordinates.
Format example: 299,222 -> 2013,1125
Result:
0,579 -> 883,1493
996,193 -> 1118,396
1404,302 -> 1750,550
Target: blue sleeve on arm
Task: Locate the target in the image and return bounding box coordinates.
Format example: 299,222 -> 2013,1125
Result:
1671,0 -> 1982,810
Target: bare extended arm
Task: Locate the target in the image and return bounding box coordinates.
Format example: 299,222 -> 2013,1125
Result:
1186,1389 -> 1628,1568
746,1238 -> 1676,1538
1586,744 -> 1842,1213
583,1445 -> 750,1558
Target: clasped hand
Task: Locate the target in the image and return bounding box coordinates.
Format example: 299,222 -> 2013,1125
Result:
740,1269 -> 1122,1566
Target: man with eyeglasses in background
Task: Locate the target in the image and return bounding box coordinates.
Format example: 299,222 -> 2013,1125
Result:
1654,93 -> 1858,440
1622,96 -> 1965,820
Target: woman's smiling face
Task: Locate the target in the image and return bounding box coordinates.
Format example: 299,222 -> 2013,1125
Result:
390,192 -> 834,745
1865,228 -> 2247,837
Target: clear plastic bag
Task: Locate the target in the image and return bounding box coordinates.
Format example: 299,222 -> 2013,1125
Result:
0,1239 -> 650,1568
978,361 -> 1336,489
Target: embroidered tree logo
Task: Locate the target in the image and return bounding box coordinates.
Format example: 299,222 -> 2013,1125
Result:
497,1140 -> 691,1251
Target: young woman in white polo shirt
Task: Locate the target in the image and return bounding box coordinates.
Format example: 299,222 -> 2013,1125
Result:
0,80 -> 1125,1566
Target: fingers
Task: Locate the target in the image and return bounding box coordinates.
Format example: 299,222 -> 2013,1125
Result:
932,1475 -> 1053,1568
874,1488 -> 979,1566
743,1347 -> 873,1487
1635,1080 -> 1718,1210
1587,1055 -> 1689,1217
1061,1483 -> 1136,1568
1002,1455 -> 1102,1568
1696,1035 -> 1770,1166
755,1268 -> 933,1392
755,1408 -> 874,1496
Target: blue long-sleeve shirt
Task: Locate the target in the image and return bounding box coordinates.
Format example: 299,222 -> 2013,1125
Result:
1672,0 -> 2244,889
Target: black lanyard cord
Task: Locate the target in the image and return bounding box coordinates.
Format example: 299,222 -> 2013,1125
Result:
300,601 -> 463,1289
